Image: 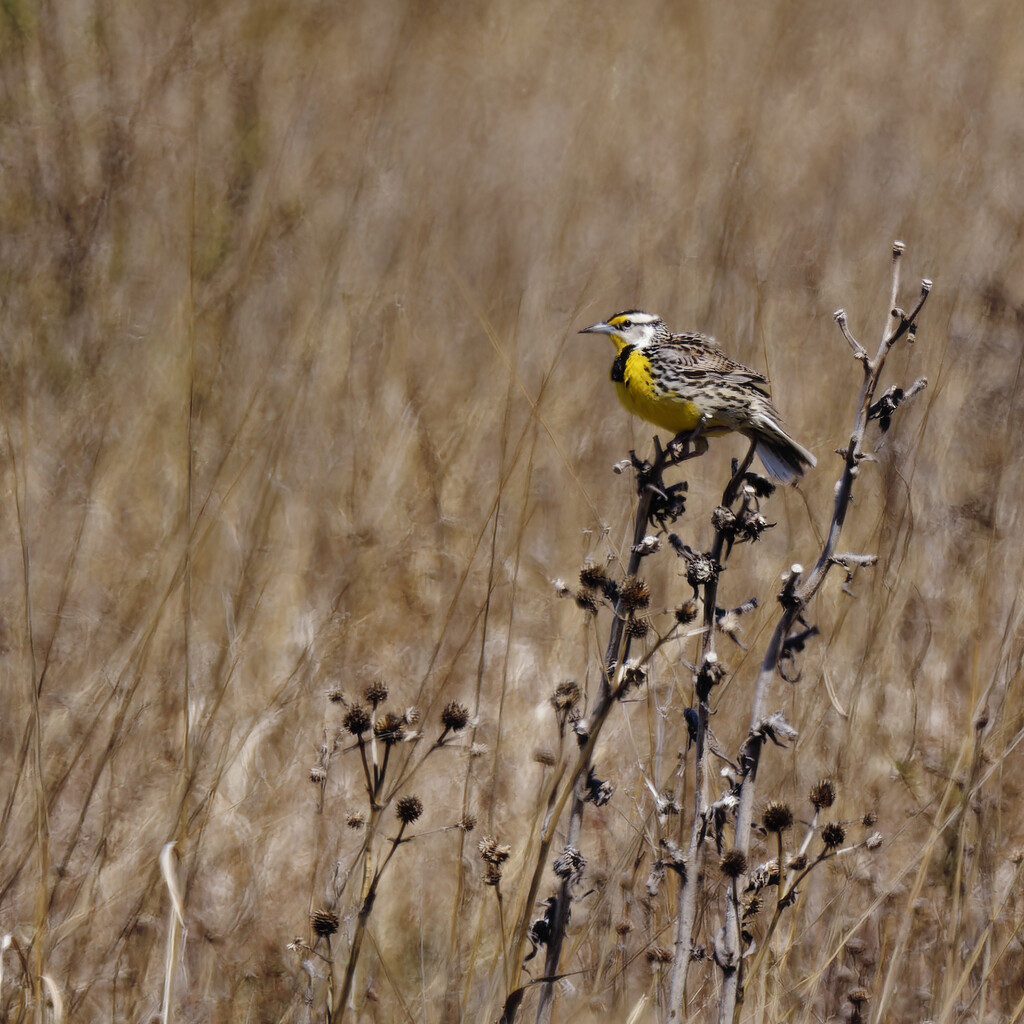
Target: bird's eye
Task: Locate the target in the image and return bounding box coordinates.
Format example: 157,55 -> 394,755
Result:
620,319 -> 632,329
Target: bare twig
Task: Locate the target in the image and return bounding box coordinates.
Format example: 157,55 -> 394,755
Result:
715,244 -> 931,1024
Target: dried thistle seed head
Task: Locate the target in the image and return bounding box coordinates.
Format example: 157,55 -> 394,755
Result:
311,909 -> 339,937
579,562 -> 608,590
364,680 -> 389,707
743,894 -> 763,917
574,589 -> 598,615
308,765 -> 327,784
675,599 -> 699,624
625,617 -> 650,639
457,814 -> 476,832
396,795 -> 423,824
737,507 -> 772,542
441,700 -> 470,732
810,778 -> 837,810
711,505 -> 737,534
686,552 -> 720,589
553,845 -> 585,879
533,748 -> 557,766
478,836 -> 511,864
786,853 -> 807,872
623,660 -> 648,689
483,863 -> 504,886
720,849 -> 748,878
862,810 -> 878,827
634,534 -> 661,555
822,821 -> 846,849
347,812 -> 366,829
327,689 -> 344,704
550,681 -> 581,712
403,706 -> 421,726
646,945 -> 673,964
373,713 -> 407,744
614,918 -> 634,936
619,575 -> 651,612
343,704 -> 371,736
865,832 -> 883,850
847,987 -> 870,1007
1010,847 -> 1024,865
763,800 -> 794,833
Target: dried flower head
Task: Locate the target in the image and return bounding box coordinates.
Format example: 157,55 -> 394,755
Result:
396,795 -> 423,825
553,845 -> 586,880
441,700 -> 470,733
550,681 -> 581,712
625,616 -> 650,639
614,918 -> 634,936
311,909 -> 339,938
403,706 -> 421,726
343,704 -> 371,736
579,563 -> 609,591
865,832 -> 883,850
1010,847 -> 1024,866
479,835 -> 511,886
634,534 -> 661,555
711,505 -> 737,535
763,800 -> 794,833
583,768 -> 613,806
347,812 -> 366,829
364,679 -> 389,707
574,589 -> 598,615
675,599 -> 700,625
720,849 -> 748,879
309,765 -> 327,784
847,987 -> 870,1006
619,575 -> 651,612
478,836 -> 511,865
374,713 -> 407,744
457,814 -> 476,832
646,945 -> 673,964
743,894 -> 763,918
685,551 -> 721,589
623,659 -> 648,689
327,689 -> 344,704
810,778 -> 837,810
821,821 -> 846,849
862,810 -> 878,827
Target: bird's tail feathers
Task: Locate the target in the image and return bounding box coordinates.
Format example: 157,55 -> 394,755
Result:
748,417 -> 816,483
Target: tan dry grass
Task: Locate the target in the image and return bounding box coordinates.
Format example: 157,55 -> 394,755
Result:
1,1 -> 1024,1021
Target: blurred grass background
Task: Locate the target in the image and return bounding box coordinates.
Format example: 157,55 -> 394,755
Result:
2,0 -> 1024,1020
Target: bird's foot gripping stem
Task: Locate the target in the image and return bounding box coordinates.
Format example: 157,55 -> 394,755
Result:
665,425 -> 709,466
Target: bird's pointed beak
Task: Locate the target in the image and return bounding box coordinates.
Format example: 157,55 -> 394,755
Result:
580,321 -> 615,335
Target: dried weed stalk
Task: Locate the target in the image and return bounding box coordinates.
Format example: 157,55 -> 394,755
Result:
500,243 -> 930,1024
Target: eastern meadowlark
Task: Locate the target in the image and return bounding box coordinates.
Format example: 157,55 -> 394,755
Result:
581,311 -> 816,482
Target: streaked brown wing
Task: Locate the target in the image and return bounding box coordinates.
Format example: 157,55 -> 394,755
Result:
654,337 -> 770,389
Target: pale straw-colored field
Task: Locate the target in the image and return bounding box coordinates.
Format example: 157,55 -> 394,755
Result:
2,2 -> 1022,1021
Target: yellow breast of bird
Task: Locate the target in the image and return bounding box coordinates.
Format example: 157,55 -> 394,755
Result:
615,349 -> 703,434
